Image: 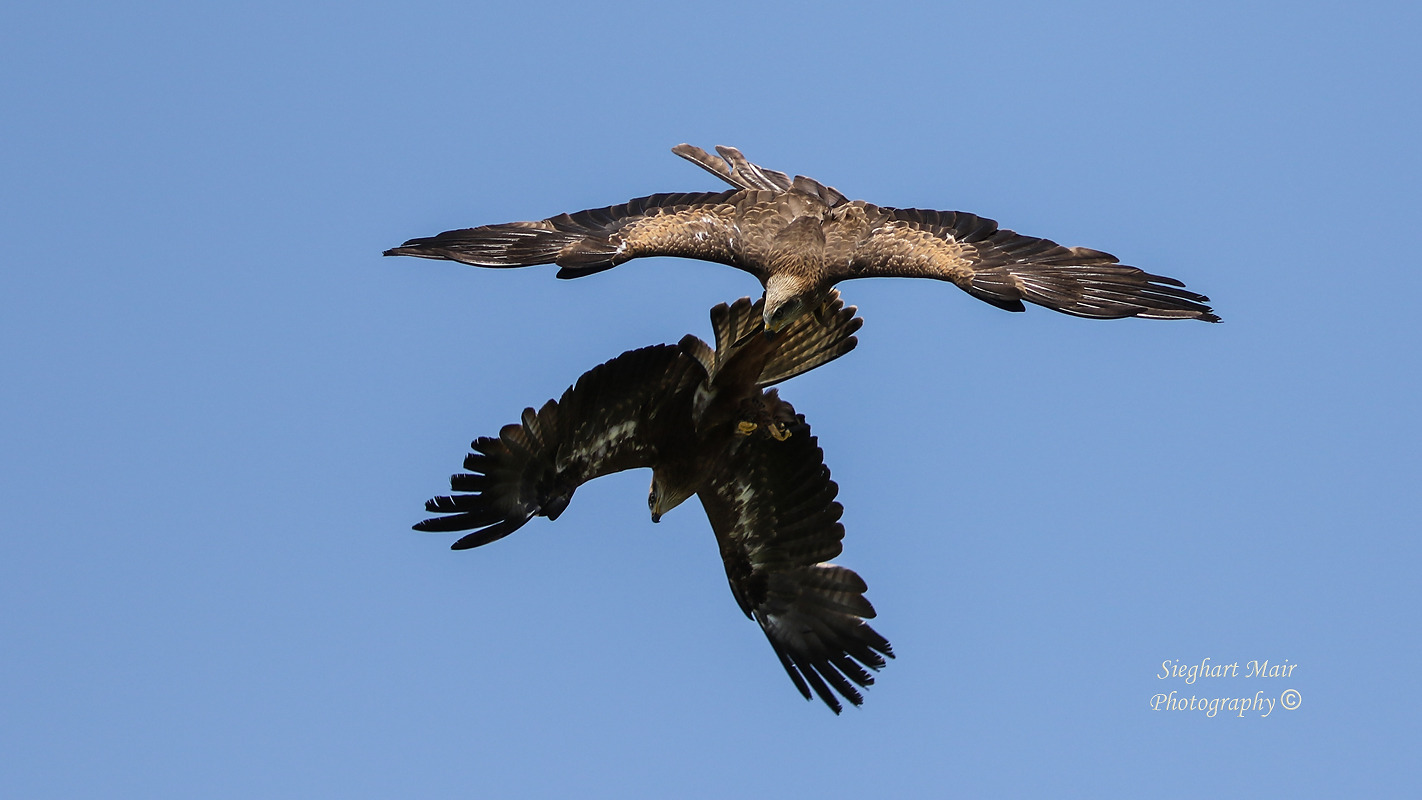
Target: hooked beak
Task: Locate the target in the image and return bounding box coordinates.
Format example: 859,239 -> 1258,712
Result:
651,511 -> 662,524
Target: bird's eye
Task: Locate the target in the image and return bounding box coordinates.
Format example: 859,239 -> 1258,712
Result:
647,486 -> 657,509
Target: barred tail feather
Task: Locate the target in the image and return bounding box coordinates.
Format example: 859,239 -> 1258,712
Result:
756,289 -> 862,386
701,291 -> 861,387
672,143 -> 795,192
671,143 -> 850,207
709,296 -> 765,355
762,289 -> 858,386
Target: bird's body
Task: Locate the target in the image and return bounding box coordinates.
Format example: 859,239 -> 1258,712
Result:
387,144 -> 1219,328
417,292 -> 891,712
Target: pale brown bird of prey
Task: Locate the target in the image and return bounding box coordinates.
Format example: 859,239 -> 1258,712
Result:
386,144 -> 1218,330
416,292 -> 891,713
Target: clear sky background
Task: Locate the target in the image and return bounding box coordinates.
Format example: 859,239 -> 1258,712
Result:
4,1 -> 1419,797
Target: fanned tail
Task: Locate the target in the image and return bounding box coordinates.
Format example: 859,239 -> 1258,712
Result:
756,290 -> 862,385
708,297 -> 765,355
672,143 -> 849,207
705,291 -> 862,387
673,143 -> 795,192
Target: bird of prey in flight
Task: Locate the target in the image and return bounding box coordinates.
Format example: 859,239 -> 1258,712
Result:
386,144 -> 1218,330
416,292 -> 892,713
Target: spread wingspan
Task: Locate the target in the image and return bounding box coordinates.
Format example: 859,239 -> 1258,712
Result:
387,143 -> 1216,324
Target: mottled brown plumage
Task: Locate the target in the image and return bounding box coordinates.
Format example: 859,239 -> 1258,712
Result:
416,292 -> 891,713
386,144 -> 1218,327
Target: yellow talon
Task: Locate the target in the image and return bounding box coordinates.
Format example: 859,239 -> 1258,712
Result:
767,422 -> 791,441
736,421 -> 759,436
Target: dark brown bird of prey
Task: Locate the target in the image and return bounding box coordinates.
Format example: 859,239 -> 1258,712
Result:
416,292 -> 892,713
386,144 -> 1218,330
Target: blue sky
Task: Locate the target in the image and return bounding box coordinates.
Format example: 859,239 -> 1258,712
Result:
3,1 -> 1419,796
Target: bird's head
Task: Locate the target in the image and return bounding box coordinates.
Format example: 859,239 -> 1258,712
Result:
764,297 -> 806,334
648,470 -> 695,523
763,274 -> 811,333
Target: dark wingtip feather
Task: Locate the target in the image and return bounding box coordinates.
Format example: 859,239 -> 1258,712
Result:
448,517 -> 527,550
383,244 -> 435,258
411,514 -> 479,533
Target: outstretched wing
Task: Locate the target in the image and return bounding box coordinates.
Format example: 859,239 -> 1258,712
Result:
835,204 -> 1219,321
386,191 -> 768,279
416,344 -> 704,549
696,404 -> 892,713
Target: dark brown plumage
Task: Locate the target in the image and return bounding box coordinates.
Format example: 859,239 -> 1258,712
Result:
386,144 -> 1218,329
417,292 -> 892,713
